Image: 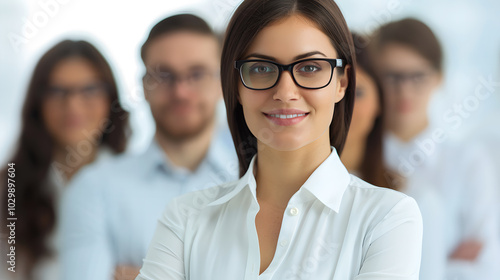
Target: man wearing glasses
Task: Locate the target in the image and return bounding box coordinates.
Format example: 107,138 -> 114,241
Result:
60,14 -> 238,280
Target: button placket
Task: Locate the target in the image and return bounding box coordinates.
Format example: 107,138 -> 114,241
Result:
246,202 -> 261,279
269,204 -> 301,270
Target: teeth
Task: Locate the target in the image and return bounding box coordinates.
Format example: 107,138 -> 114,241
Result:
269,113 -> 306,119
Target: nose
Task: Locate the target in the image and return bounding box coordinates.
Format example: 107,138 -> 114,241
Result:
64,91 -> 85,109
272,71 -> 300,102
395,79 -> 414,99
171,78 -> 192,99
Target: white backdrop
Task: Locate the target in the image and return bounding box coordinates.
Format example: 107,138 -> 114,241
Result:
1,0 -> 499,164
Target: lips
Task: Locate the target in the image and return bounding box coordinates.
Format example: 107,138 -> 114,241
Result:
263,109 -> 309,126
268,113 -> 307,119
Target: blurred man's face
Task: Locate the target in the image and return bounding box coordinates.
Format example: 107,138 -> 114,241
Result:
143,32 -> 221,141
378,43 -> 441,133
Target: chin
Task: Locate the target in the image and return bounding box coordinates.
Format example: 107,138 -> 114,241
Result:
260,136 -> 312,152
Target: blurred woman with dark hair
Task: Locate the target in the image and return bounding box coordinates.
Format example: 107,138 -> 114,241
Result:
374,18 -> 500,280
1,40 -> 129,280
341,33 -> 398,190
344,32 -> 447,280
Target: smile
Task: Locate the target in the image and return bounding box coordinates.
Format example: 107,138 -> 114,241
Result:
268,113 -> 307,119
263,112 -> 309,126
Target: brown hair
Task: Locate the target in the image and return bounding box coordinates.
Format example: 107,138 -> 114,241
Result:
140,14 -> 218,64
373,18 -> 443,72
1,40 -> 129,279
352,33 -> 398,190
221,0 -> 356,176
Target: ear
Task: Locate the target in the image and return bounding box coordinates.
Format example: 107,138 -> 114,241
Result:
334,64 -> 351,103
142,76 -> 151,102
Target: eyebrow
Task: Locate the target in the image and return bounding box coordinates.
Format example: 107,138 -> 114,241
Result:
244,51 -> 327,62
151,64 -> 209,74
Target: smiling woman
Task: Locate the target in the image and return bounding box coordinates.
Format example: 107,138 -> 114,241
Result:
135,1 -> 423,279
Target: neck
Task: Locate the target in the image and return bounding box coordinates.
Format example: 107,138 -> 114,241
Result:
255,134 -> 331,209
340,137 -> 366,173
53,144 -> 98,181
391,117 -> 429,142
155,119 -> 215,171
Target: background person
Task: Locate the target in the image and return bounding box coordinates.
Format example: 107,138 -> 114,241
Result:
60,14 -> 238,280
342,32 -> 447,280
373,18 -> 500,280
0,40 -> 129,280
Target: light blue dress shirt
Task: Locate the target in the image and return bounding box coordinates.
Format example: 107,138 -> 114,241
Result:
59,127 -> 239,280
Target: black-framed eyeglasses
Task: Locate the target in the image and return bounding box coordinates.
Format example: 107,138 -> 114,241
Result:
234,58 -> 344,90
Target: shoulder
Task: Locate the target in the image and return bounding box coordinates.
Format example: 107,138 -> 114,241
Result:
158,180 -> 241,225
63,151 -> 144,202
347,175 -> 412,206
71,151 -> 142,185
344,175 -> 422,227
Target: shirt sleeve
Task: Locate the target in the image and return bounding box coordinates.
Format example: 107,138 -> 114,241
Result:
135,198 -> 186,280
355,196 -> 423,280
415,189 -> 447,280
59,168 -> 115,280
446,145 -> 500,279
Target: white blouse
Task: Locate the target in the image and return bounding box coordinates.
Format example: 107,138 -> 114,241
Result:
384,130 -> 500,280
136,148 -> 423,280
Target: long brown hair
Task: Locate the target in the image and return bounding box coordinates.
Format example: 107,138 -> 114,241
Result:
1,40 -> 129,278
352,33 -> 398,190
221,0 -> 356,176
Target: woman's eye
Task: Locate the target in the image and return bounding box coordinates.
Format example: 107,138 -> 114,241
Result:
410,73 -> 425,84
250,65 -> 274,74
298,65 -> 320,73
47,87 -> 66,97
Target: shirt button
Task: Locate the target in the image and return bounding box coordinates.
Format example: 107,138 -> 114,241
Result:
280,240 -> 289,247
289,207 -> 299,216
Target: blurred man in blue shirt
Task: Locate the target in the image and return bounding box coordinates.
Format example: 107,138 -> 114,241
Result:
60,14 -> 238,280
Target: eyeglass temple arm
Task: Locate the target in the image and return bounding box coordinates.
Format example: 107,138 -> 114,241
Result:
336,59 -> 344,67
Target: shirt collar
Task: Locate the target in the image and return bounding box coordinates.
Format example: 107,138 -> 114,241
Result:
142,126 -> 238,178
208,147 -> 351,213
383,122 -> 441,171
207,154 -> 257,207
300,147 -> 351,212
142,139 -> 177,175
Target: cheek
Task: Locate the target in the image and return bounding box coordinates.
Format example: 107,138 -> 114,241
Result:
240,91 -> 263,124
41,103 -> 60,131
384,93 -> 398,110
417,91 -> 433,107
365,94 -> 380,118
310,90 -> 336,124
88,100 -> 111,125
351,96 -> 379,131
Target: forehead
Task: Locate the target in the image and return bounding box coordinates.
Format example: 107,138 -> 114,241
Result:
244,15 -> 338,62
144,32 -> 219,69
379,43 -> 433,71
50,57 -> 99,84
